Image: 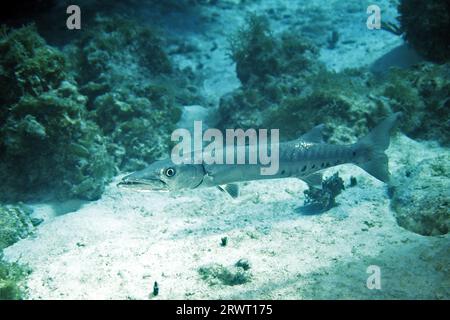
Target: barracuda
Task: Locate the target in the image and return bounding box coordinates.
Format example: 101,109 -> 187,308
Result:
118,113 -> 402,197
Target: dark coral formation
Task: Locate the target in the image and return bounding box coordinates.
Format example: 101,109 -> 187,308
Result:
301,173 -> 345,214
389,155 -> 449,236
398,0 -> 450,63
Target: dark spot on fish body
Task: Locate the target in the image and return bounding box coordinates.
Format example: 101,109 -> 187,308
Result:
281,169 -> 286,175
321,162 -> 325,168
311,164 -> 316,169
301,165 -> 307,172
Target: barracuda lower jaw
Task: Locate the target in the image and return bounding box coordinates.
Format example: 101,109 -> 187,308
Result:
117,179 -> 167,191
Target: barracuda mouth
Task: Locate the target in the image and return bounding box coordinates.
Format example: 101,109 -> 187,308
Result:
117,178 -> 168,191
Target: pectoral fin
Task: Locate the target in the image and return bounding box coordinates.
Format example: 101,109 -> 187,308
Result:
218,184 -> 240,198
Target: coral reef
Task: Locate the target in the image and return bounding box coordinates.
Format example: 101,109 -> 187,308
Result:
389,155 -> 449,236
92,89 -> 181,170
265,69 -> 389,143
229,14 -> 319,87
0,16 -> 205,200
221,15 -> 449,147
198,261 -> 252,286
0,82 -> 115,201
68,15 -> 201,171
70,15 -> 172,95
0,24 -> 66,111
221,16 -> 389,143
378,63 -> 450,146
0,26 -> 115,201
398,0 -> 450,63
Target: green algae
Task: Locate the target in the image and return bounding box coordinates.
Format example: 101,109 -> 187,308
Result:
230,14 -> 318,86
0,257 -> 29,300
0,204 -> 34,300
0,204 -> 33,250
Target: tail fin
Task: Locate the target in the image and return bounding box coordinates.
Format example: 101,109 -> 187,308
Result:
355,112 -> 402,182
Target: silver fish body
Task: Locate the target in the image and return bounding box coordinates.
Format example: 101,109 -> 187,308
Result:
198,141 -> 357,187
118,113 -> 402,193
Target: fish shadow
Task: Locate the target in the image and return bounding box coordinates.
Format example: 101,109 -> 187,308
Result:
295,203 -> 330,215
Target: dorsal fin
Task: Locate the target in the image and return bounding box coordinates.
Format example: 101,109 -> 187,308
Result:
299,124 -> 325,143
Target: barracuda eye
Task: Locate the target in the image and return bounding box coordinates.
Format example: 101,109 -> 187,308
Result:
164,167 -> 176,177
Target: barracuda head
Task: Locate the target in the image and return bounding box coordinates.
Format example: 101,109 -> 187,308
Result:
117,159 -> 205,191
